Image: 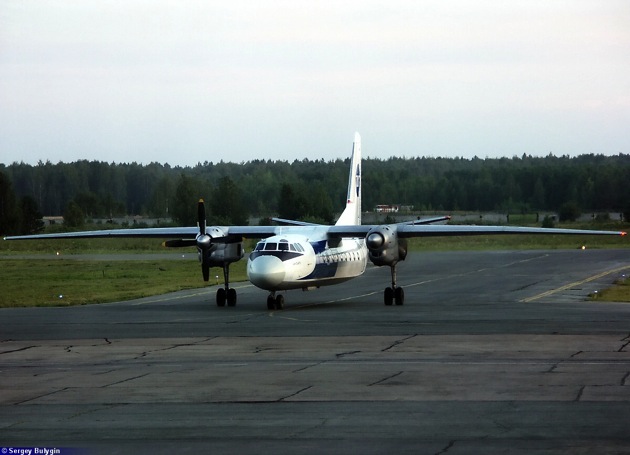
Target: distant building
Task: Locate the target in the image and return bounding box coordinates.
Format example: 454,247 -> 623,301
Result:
43,216 -> 64,226
375,205 -> 399,213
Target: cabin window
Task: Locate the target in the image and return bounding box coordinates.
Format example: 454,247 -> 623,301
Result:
289,244 -> 297,252
279,242 -> 289,251
264,242 -> 277,251
254,242 -> 264,251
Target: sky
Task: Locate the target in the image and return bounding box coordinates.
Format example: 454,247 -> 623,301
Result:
1,0 -> 629,166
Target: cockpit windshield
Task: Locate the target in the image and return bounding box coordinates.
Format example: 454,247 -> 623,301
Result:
252,239 -> 305,261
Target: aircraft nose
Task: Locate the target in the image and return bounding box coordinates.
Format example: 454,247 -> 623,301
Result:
248,255 -> 285,290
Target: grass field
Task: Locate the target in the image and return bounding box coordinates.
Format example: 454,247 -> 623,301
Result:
590,276 -> 630,303
1,221 -> 628,307
0,258 -> 248,308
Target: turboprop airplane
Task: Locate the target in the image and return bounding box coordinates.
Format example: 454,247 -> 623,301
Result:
4,133 -> 627,309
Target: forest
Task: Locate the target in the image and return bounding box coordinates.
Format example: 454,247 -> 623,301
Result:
1,153 -> 630,235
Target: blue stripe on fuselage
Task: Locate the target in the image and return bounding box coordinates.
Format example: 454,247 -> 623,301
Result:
301,261 -> 339,280
310,240 -> 327,254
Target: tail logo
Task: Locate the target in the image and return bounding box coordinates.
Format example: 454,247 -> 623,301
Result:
355,164 -> 361,198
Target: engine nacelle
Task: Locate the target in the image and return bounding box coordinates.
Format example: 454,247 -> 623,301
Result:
365,225 -> 408,267
199,227 -> 245,267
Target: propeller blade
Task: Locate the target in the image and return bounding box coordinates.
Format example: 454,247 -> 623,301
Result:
202,262 -> 210,281
198,199 -> 206,235
163,239 -> 197,248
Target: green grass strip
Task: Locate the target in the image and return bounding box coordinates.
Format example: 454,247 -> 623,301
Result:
0,259 -> 248,308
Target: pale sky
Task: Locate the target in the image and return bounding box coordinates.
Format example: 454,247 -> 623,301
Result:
1,0 -> 629,166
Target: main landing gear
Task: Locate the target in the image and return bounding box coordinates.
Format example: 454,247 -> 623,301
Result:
266,292 -> 285,310
384,264 -> 404,306
216,264 -> 237,307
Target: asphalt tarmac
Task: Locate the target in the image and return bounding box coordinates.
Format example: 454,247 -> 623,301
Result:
2,249 -> 630,454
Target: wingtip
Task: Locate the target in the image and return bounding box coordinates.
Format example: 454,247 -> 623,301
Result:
621,231 -> 627,237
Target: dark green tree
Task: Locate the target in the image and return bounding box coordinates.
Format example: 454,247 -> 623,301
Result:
171,174 -> 198,225
309,183 -> 334,223
210,176 -> 248,225
74,192 -> 102,218
558,201 -> 581,222
0,171 -> 20,235
19,196 -> 44,234
278,183 -> 308,220
148,176 -> 175,218
64,201 -> 85,228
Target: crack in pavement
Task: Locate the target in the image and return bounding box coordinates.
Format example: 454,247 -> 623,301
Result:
14,387 -> 70,405
279,385 -> 313,401
292,361 -> 327,373
368,371 -> 403,386
575,385 -> 585,401
382,334 -> 416,352
102,373 -> 150,387
336,350 -> 361,358
134,337 -> 217,360
435,440 -> 456,454
0,345 -> 37,355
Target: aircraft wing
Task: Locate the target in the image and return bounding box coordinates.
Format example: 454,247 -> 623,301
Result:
3,227 -> 200,241
3,225 -> 281,242
396,224 -> 627,237
6,223 -> 625,242
326,223 -> 626,239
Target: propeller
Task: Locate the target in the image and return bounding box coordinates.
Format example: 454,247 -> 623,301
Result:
162,199 -> 213,281
197,199 -> 212,281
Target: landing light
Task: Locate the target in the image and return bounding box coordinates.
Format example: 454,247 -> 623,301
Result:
581,245 -> 586,250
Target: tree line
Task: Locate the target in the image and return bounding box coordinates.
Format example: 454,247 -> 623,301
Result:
1,153 -> 629,235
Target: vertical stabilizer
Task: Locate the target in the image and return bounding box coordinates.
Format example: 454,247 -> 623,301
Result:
335,132 -> 362,226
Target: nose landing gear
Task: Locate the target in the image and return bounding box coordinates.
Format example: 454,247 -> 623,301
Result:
266,292 -> 285,310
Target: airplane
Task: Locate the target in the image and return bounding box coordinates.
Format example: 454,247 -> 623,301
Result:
4,133 -> 627,310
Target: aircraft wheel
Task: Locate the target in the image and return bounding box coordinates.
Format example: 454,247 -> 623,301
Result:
267,295 -> 275,310
216,288 -> 226,307
227,288 -> 237,306
384,287 -> 394,306
394,287 -> 404,306
275,294 -> 285,310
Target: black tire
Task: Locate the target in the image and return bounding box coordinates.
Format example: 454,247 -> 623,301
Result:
275,294 -> 285,310
394,287 -> 404,306
267,295 -> 275,310
216,288 -> 226,307
227,288 -> 237,306
384,287 -> 394,306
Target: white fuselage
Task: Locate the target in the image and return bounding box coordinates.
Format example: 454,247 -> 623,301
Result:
247,231 -> 368,292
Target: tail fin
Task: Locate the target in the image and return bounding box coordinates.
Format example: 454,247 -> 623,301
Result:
335,132 -> 362,226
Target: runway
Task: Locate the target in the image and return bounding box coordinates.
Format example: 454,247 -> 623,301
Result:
2,249 -> 630,454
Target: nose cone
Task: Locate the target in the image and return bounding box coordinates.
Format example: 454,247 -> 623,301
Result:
248,255 -> 285,290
